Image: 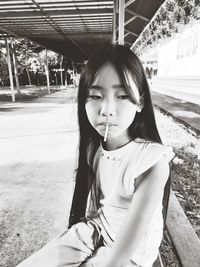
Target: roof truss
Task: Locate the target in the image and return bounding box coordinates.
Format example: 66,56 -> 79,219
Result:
0,0 -> 166,61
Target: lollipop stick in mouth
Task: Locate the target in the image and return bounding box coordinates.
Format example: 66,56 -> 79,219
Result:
104,123 -> 109,142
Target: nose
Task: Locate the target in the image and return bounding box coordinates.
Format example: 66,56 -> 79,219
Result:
100,99 -> 116,117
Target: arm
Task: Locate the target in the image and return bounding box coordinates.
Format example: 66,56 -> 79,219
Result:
104,156 -> 170,267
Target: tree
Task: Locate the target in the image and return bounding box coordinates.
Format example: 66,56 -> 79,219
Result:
11,39 -> 41,86
133,0 -> 200,55
0,42 -> 9,86
1,37 -> 69,88
6,38 -> 61,87
37,49 -> 61,86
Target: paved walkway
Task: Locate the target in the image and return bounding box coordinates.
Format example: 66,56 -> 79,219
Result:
152,91 -> 200,135
0,88 -> 78,164
0,88 -> 79,266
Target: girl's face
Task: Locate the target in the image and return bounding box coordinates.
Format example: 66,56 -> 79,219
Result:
85,62 -> 140,150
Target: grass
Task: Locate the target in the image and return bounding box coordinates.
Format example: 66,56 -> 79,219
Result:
155,108 -> 200,237
172,147 -> 200,236
155,108 -> 200,266
160,230 -> 180,267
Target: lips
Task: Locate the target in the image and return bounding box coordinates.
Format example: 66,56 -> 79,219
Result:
98,123 -> 117,127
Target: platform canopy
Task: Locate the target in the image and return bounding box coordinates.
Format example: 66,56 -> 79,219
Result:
0,0 -> 165,61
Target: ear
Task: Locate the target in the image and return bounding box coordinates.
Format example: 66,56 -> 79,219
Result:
136,95 -> 144,113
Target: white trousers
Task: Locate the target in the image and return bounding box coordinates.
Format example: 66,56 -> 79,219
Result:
16,220 -> 145,267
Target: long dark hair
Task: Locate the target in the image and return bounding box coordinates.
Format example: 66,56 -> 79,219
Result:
68,44 -> 170,228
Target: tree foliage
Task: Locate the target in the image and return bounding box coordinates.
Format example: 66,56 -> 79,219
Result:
0,38 -> 62,86
11,39 -> 42,68
134,0 -> 200,55
38,50 -> 60,68
10,39 -> 60,71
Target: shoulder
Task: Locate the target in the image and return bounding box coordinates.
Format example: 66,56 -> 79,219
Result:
135,140 -> 173,186
133,155 -> 170,203
142,154 -> 170,184
124,139 -> 174,195
133,138 -> 175,167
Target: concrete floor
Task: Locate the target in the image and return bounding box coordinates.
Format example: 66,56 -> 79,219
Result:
0,88 -> 80,266
0,88 -> 78,165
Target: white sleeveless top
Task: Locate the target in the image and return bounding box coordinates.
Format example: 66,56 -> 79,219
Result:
87,138 -> 174,266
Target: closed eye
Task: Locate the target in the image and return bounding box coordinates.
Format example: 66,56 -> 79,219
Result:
88,95 -> 102,100
117,95 -> 130,100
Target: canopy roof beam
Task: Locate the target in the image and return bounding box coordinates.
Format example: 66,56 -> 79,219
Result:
30,0 -> 88,58
125,0 -> 137,8
124,15 -> 137,26
125,8 -> 149,22
0,0 -> 166,61
125,29 -> 138,38
0,9 -> 112,17
115,0 -> 150,45
118,0 -> 125,45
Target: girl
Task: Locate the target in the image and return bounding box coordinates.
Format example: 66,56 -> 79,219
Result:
17,44 -> 174,267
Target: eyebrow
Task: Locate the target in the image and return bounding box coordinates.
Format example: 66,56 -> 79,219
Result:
89,84 -> 125,90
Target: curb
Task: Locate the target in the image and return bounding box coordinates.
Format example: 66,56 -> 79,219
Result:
154,105 -> 200,137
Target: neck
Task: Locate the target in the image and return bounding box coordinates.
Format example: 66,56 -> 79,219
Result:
103,133 -> 132,151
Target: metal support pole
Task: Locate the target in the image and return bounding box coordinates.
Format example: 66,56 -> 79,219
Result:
118,0 -> 125,45
5,38 -> 15,102
125,0 -> 136,8
65,70 -> 68,87
45,49 -> 50,94
11,38 -> 20,93
60,55 -> 63,86
112,0 -> 117,44
72,61 -> 75,88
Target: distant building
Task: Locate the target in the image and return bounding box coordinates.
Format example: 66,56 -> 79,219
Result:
157,22 -> 200,77
142,22 -> 200,104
